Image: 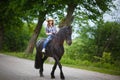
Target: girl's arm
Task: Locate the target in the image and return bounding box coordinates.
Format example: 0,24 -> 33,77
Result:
46,27 -> 52,35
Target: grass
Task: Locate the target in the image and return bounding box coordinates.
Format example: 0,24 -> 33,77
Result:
0,52 -> 120,75
62,64 -> 120,75
61,55 -> 120,75
0,52 -> 35,60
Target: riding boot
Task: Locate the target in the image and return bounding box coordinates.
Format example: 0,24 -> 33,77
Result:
42,48 -> 45,53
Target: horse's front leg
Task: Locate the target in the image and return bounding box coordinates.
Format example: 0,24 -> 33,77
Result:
51,62 -> 57,79
54,57 -> 65,80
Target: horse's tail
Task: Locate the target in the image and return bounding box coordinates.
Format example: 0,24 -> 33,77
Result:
34,40 -> 43,69
34,50 -> 41,69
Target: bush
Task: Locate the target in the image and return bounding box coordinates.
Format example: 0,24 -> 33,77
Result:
3,24 -> 30,52
82,60 -> 91,66
102,63 -> 112,69
93,62 -> 102,68
114,60 -> 120,68
94,52 -> 112,64
101,52 -> 111,63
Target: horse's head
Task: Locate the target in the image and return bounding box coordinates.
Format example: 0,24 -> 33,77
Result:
65,26 -> 72,45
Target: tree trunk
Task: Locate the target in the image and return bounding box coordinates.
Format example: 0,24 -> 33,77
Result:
101,31 -> 116,54
96,27 -> 116,57
25,13 -> 46,54
0,25 -> 4,50
58,4 -> 77,28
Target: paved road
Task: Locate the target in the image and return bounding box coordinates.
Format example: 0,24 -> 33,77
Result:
0,54 -> 120,80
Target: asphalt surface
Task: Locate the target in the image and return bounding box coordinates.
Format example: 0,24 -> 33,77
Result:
0,54 -> 120,80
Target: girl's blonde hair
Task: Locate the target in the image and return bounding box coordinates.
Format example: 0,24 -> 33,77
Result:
47,20 -> 54,27
47,18 -> 54,27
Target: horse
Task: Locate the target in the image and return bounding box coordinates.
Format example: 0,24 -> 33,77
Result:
35,26 -> 72,80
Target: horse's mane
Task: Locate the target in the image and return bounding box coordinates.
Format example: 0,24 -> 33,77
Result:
55,27 -> 66,41
55,27 -> 67,39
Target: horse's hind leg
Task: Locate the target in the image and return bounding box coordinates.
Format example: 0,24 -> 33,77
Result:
39,55 -> 48,77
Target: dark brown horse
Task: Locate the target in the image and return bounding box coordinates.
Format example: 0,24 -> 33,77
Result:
35,26 -> 72,80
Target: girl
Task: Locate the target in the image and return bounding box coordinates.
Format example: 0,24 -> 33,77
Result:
42,18 -> 57,53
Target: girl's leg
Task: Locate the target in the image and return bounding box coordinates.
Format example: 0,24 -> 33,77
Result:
43,38 -> 49,49
42,35 -> 52,52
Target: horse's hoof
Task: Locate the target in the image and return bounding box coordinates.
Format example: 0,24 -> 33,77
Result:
61,76 -> 65,80
51,76 -> 55,79
40,74 -> 44,77
61,77 -> 65,80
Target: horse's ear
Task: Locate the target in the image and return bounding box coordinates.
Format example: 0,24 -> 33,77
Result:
70,26 -> 72,29
68,26 -> 72,29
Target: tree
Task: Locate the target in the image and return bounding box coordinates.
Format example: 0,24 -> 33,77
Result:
13,0 -> 115,54
58,4 -> 77,28
24,0 -> 65,54
95,22 -> 120,60
78,20 -> 120,61
5,0 -> 64,53
0,0 -> 23,50
0,0 -> 114,54
25,11 -> 46,54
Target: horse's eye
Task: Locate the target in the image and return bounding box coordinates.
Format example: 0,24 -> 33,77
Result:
67,31 -> 71,35
66,30 -> 69,34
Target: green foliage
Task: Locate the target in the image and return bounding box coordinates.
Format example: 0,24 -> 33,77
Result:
3,24 -> 30,52
94,22 -> 120,60
75,21 -> 120,62
0,0 -> 115,51
64,38 -> 94,61
39,26 -> 47,38
114,60 -> 120,68
101,52 -> 111,63
65,39 -> 84,60
61,54 -> 120,75
94,52 -> 111,63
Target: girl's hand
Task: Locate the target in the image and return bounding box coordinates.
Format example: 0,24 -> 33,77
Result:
46,32 -> 52,35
